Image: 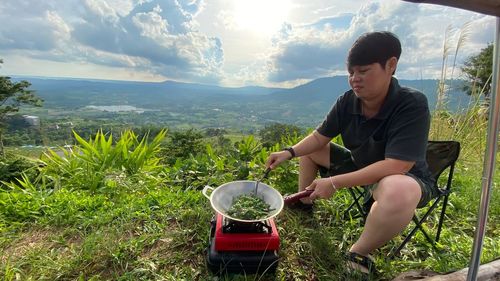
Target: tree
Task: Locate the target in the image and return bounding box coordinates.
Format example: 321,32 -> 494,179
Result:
461,43 -> 493,99
259,122 -> 303,148
205,127 -> 227,137
160,128 -> 204,165
0,59 -> 43,155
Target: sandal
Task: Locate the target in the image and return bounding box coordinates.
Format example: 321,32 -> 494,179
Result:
346,251 -> 377,277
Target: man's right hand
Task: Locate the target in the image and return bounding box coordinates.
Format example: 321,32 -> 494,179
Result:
265,150 -> 293,170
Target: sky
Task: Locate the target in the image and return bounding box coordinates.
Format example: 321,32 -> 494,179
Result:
0,0 -> 496,88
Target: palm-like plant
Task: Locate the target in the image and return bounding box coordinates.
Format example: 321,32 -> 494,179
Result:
40,130 -> 166,192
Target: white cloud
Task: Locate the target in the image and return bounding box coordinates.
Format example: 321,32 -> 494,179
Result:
0,0 -> 496,86
132,5 -> 171,40
0,0 -> 224,84
84,0 -> 121,23
260,1 -> 495,84
0,1 -> 65,51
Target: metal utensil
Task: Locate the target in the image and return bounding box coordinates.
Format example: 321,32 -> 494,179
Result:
202,180 -> 284,223
254,167 -> 271,196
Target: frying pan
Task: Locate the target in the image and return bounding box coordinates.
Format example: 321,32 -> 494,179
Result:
202,180 -> 313,223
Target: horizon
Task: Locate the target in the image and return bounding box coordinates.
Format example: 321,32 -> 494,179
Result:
0,0 -> 495,88
10,74 -> 465,90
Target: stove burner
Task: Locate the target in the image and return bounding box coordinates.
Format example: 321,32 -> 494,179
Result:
207,213 -> 280,275
211,213 -> 280,252
222,218 -> 272,234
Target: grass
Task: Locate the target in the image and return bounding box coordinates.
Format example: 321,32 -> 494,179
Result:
2,50 -> 500,280
2,170 -> 497,280
0,128 -> 500,280
4,147 -> 47,159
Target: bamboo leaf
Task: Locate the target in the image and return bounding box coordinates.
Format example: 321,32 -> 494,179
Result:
73,131 -> 99,156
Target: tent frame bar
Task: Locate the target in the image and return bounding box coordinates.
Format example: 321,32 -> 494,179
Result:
467,17 -> 500,281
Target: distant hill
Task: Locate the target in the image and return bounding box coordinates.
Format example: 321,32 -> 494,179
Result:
269,76 -> 471,110
14,77 -> 283,108
12,76 -> 473,130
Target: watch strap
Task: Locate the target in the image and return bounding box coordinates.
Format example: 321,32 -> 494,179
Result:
283,147 -> 296,158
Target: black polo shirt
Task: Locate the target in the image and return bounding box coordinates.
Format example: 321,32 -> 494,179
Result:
316,77 -> 433,185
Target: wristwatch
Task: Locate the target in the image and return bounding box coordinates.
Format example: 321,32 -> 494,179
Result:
283,147 -> 296,158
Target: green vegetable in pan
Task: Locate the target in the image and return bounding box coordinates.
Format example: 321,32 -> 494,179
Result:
227,194 -> 275,220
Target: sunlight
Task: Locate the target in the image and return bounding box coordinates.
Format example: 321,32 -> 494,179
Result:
233,0 -> 291,34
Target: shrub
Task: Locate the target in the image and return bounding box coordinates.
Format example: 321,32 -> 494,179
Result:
0,154 -> 40,188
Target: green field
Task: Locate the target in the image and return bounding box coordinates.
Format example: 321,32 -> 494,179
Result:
1,109 -> 499,280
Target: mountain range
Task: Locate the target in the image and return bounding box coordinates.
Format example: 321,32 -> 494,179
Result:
13,76 -> 473,130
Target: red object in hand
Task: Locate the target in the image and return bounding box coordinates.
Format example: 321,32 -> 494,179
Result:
283,190 -> 313,205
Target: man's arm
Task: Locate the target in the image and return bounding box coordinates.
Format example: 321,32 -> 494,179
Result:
266,130 -> 331,169
331,158 -> 415,188
307,157 -> 415,200
290,130 -> 331,157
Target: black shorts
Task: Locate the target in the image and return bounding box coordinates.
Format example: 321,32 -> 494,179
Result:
318,143 -> 435,210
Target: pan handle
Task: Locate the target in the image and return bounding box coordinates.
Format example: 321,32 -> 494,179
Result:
262,167 -> 271,179
202,185 -> 214,199
283,190 -> 314,205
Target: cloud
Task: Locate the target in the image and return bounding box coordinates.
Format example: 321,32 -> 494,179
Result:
73,0 -> 224,83
267,29 -> 350,82
264,1 -> 495,83
302,13 -> 354,31
266,2 -> 421,82
0,0 -> 224,84
467,16 -> 496,45
0,1 -> 68,51
0,0 -> 495,86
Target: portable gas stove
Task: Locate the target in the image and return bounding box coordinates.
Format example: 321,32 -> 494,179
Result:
206,213 -> 280,275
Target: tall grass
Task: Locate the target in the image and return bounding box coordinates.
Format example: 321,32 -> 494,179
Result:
430,22 -> 488,162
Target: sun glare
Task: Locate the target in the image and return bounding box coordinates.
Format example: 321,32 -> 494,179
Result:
233,0 -> 291,34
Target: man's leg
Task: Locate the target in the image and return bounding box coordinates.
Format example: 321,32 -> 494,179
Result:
298,144 -> 331,204
349,174 -> 421,256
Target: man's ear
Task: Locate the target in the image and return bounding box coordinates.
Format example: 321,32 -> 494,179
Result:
387,57 -> 398,73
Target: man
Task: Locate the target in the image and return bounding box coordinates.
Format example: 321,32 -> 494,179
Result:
265,31 -> 434,275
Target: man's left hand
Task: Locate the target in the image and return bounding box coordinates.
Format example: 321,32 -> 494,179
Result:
307,178 -> 337,201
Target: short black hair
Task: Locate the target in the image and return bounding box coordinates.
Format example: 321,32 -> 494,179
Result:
347,31 -> 401,71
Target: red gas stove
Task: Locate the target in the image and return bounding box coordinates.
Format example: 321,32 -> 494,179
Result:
206,213 -> 280,275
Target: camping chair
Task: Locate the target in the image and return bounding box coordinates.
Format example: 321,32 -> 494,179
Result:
343,140 -> 461,256
344,187 -> 368,222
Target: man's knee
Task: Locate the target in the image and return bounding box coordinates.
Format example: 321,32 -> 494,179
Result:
372,175 -> 421,211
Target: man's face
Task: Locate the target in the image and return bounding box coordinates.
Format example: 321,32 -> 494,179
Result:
347,59 -> 395,100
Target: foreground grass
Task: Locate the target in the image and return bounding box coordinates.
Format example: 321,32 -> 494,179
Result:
1,122 -> 500,280
2,163 -> 500,280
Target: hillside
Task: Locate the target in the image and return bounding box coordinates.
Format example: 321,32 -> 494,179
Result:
14,76 -> 472,130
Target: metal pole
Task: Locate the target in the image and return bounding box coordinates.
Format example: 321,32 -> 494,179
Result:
467,17 -> 500,281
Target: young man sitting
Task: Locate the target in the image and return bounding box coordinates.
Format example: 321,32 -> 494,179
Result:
265,31 -> 434,275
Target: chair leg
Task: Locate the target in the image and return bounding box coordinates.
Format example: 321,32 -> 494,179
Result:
350,188 -> 366,220
344,199 -> 358,215
343,201 -> 365,220
391,215 -> 435,257
391,198 -> 444,257
343,188 -> 366,221
436,194 -> 450,242
412,216 -> 435,246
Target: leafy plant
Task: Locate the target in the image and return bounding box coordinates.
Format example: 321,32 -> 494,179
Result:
160,128 -> 204,165
0,154 -> 40,188
259,122 -> 304,148
38,129 -> 166,192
